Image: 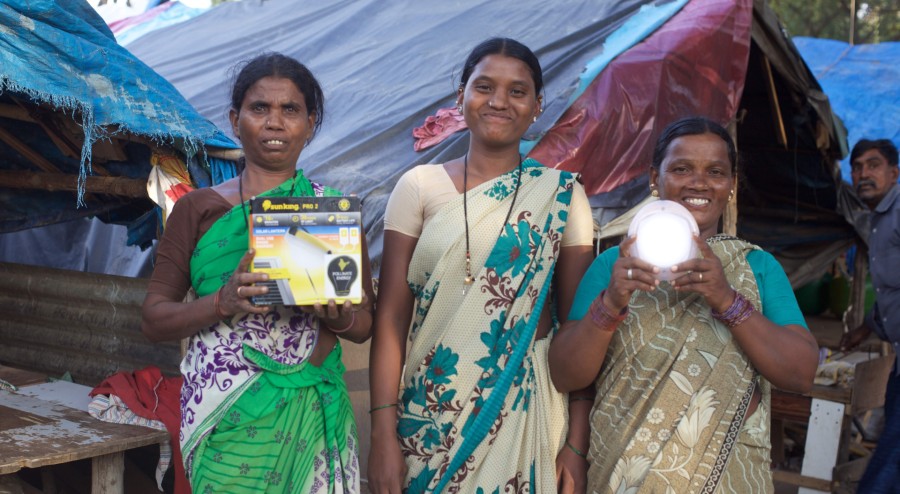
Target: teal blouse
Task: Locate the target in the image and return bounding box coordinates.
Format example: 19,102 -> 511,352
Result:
569,246 -> 808,329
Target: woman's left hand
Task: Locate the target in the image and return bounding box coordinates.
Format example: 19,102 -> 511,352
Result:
556,445 -> 587,494
670,236 -> 734,313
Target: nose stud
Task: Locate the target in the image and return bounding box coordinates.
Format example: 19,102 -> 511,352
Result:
488,101 -> 495,109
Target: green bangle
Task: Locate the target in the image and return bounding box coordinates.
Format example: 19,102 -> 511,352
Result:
368,403 -> 398,414
565,439 -> 587,458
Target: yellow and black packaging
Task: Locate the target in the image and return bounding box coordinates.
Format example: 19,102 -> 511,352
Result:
248,196 -> 362,306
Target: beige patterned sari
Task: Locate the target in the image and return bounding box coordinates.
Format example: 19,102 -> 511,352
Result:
588,237 -> 773,494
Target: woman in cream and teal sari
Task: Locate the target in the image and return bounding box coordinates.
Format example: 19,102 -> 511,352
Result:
367,38 -> 595,494
142,53 -> 374,494
549,117 -> 818,493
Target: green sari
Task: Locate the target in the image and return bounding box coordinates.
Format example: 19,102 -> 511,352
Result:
179,171 -> 359,493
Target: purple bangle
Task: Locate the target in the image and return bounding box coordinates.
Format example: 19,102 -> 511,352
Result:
588,290 -> 628,331
711,290 -> 755,327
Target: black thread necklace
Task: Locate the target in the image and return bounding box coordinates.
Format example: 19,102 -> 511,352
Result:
462,153 -> 523,286
238,168 -> 299,226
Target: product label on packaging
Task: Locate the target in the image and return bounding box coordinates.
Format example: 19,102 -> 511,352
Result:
248,196 -> 362,306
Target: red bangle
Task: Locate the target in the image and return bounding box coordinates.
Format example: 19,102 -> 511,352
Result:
213,286 -> 229,320
588,289 -> 628,331
325,311 -> 355,334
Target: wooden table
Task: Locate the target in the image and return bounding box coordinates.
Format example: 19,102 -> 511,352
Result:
771,353 -> 893,493
0,387 -> 168,493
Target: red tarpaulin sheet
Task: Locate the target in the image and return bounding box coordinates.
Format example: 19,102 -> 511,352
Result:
530,0 -> 753,197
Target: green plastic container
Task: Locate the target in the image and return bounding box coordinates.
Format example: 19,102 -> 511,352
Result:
827,275 -> 876,317
794,274 -> 830,316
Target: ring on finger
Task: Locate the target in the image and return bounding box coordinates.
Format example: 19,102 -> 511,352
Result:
237,286 -> 244,298
627,268 -> 633,280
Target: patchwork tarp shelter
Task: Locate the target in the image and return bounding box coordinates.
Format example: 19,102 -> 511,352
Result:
127,0 -> 853,286
794,37 -> 900,183
0,0 -> 237,249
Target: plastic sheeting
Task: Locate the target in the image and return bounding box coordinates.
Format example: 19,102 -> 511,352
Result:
126,0 -> 665,266
0,0 -> 237,245
531,0 -> 752,200
794,37 -> 900,183
111,1 -> 210,47
127,0 -> 851,286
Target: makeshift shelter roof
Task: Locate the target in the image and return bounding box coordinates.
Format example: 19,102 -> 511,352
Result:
127,0 -> 852,285
794,37 -> 900,183
0,0 -> 237,248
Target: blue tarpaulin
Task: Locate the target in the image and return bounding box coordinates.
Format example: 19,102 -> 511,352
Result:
0,0 -> 236,246
794,37 -> 900,182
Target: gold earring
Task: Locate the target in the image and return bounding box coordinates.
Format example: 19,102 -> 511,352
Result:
729,189 -> 734,201
533,115 -> 538,123
457,105 -> 463,115
651,188 -> 659,198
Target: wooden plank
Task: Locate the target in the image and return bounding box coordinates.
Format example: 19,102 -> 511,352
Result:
0,404 -> 52,432
761,55 -> 788,148
833,456 -> 870,491
0,392 -> 167,475
773,470 -> 834,492
0,127 -> 62,173
850,355 -> 892,414
0,170 -> 146,198
0,366 -> 46,388
0,103 -> 35,122
91,452 -> 124,494
772,388 -> 812,422
9,97 -> 82,163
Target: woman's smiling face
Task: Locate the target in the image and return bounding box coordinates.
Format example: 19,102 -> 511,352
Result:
457,54 -> 541,148
650,132 -> 736,240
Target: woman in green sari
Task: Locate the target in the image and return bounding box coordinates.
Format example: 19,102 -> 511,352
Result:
367,38 -> 595,493
549,117 -> 819,493
142,53 -> 374,493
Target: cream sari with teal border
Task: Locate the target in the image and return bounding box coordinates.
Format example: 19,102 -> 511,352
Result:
399,159 -> 576,493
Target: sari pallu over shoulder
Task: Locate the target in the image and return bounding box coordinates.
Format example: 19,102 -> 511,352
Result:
588,237 -> 774,494
400,159 -> 577,493
178,170 -> 342,475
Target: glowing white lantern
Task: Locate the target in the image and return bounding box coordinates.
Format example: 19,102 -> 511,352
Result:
628,200 -> 699,280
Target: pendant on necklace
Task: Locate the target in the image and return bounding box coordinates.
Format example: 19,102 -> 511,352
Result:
464,255 -> 474,285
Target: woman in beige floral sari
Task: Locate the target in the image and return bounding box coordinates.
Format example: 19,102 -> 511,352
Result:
548,117 -> 819,493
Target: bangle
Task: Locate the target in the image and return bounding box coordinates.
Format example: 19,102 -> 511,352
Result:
565,439 -> 587,458
569,396 -> 593,403
588,289 -> 628,331
325,311 -> 356,334
711,290 -> 755,327
213,287 -> 228,319
369,403 -> 398,414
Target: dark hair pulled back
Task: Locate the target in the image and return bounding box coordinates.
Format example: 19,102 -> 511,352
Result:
230,52 -> 325,140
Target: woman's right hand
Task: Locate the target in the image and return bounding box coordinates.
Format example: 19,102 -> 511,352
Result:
217,249 -> 273,317
604,236 -> 658,311
367,433 -> 407,494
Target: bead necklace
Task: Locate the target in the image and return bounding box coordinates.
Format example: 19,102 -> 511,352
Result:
462,153 -> 523,286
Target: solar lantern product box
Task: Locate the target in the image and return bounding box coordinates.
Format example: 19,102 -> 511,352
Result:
248,196 -> 362,306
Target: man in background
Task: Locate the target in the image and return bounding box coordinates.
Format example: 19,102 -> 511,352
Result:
840,138 -> 900,493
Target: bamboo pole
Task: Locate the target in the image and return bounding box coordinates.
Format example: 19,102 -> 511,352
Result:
0,170 -> 147,198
